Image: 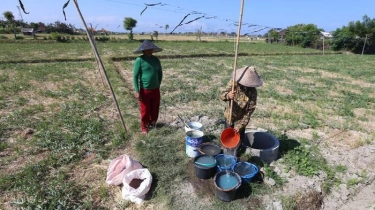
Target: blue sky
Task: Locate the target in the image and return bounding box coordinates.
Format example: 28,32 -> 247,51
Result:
1,0 -> 374,34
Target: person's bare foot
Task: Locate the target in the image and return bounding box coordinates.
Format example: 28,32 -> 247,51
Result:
141,129 -> 148,135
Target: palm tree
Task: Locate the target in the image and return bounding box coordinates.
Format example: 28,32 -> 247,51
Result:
3,11 -> 16,38
123,17 -> 137,40
165,24 -> 169,36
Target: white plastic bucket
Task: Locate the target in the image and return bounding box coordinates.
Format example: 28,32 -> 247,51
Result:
184,121 -> 203,132
185,130 -> 204,157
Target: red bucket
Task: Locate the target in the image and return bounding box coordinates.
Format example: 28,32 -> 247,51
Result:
220,128 -> 240,149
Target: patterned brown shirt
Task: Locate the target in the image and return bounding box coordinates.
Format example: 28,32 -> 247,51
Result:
220,79 -> 257,131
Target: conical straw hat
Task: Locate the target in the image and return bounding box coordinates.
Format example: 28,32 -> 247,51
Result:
134,40 -> 163,53
234,66 -> 263,87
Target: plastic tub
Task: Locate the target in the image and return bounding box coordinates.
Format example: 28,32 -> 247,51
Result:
198,142 -> 222,157
214,170 -> 242,202
243,130 -> 279,163
215,154 -> 237,171
194,155 -> 217,179
232,162 -> 259,183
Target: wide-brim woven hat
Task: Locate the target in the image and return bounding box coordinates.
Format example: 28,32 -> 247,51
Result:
134,40 -> 163,54
234,66 -> 263,87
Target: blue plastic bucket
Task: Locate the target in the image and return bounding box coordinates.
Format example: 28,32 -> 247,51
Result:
215,154 -> 237,171
232,162 -> 259,183
186,130 -> 204,157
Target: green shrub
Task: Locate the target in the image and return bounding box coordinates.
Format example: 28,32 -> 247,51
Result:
96,36 -> 109,42
50,32 -> 62,41
283,145 -> 321,177
50,32 -> 69,42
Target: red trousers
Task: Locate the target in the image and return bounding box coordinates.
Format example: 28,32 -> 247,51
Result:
139,88 -> 160,132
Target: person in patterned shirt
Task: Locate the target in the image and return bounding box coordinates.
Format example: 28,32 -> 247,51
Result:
220,66 -> 263,141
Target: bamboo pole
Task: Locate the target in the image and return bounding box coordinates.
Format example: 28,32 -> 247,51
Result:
228,0 -> 245,125
72,0 -> 127,132
361,34 -> 368,58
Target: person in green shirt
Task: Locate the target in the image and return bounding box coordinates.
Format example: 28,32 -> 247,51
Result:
133,40 -> 163,134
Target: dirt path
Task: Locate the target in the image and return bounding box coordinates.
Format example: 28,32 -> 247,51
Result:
113,61 -> 135,97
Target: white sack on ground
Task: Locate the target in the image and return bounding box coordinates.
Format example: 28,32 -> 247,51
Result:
106,155 -> 143,186
122,168 -> 153,204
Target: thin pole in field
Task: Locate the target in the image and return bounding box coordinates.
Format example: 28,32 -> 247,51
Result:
229,0 -> 245,125
361,34 -> 368,58
72,0 -> 127,132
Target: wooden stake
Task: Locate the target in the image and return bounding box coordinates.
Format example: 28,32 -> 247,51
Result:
361,34 -> 368,58
229,0 -> 245,125
72,0 -> 127,132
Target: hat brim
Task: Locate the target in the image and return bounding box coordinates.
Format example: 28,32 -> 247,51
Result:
134,48 -> 163,54
234,66 -> 263,87
133,40 -> 163,54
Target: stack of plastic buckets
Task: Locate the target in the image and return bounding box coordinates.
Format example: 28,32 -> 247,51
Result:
210,128 -> 259,202
190,126 -> 261,202
213,154 -> 240,201
213,159 -> 259,202
185,121 -> 204,158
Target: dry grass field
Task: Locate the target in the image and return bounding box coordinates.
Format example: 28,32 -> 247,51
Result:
0,37 -> 374,209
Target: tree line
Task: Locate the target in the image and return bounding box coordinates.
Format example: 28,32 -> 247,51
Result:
1,11 -> 77,37
2,10 -> 375,54
266,15 -> 375,54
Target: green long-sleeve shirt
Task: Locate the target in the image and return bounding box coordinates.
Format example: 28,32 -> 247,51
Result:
133,55 -> 162,92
